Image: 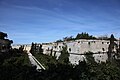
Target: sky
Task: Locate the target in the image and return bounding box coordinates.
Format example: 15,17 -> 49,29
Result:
0,0 -> 120,44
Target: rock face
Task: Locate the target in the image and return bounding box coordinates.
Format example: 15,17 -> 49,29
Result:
12,39 -> 119,64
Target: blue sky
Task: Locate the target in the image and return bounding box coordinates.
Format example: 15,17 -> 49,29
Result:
0,0 -> 120,44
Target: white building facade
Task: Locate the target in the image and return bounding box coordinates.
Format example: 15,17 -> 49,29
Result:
12,39 -> 119,64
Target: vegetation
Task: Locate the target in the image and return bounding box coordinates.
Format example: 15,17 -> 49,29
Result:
30,42 -> 43,55
56,39 -> 63,42
34,53 -> 57,69
63,36 -> 75,41
1,32 -> 120,80
34,44 -> 70,69
107,34 -> 118,62
1,49 -> 120,80
0,48 -> 32,80
0,32 -> 8,39
56,32 -> 97,42
76,32 -> 96,39
56,32 -> 118,43
58,45 -> 70,64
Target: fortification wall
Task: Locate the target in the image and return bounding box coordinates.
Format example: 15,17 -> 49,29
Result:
12,39 -> 119,64
43,39 -> 110,54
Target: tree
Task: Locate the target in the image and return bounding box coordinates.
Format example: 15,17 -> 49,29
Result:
19,45 -> 24,53
58,45 -> 69,64
0,32 -> 7,39
108,34 -> 116,61
30,42 -> 35,54
76,32 -> 96,39
39,44 -> 43,54
84,52 -> 96,64
56,39 -> 63,43
0,32 -> 13,53
63,36 -> 74,41
119,38 -> 120,53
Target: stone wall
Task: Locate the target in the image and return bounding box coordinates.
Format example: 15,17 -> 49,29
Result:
12,39 -> 119,64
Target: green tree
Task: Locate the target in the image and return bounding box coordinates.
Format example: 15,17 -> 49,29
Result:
85,52 -> 96,64
63,36 -> 75,41
0,32 -> 7,39
30,42 -> 35,54
39,44 -> 43,54
58,45 -> 69,64
19,45 -> 24,53
108,34 -> 116,61
118,39 -> 120,53
56,39 -> 63,43
76,32 -> 96,39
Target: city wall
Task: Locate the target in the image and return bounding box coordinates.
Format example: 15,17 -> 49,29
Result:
12,39 -> 118,64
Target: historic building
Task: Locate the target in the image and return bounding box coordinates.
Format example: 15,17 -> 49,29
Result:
12,39 -> 119,64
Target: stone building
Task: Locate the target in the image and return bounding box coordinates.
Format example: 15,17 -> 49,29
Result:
42,39 -> 112,64
12,44 -> 31,53
12,39 -> 119,64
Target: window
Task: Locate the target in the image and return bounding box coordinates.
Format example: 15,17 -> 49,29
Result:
102,48 -> 105,51
48,48 -> 49,50
78,41 -> 80,43
69,48 -> 71,52
98,60 -> 100,63
107,42 -> 109,44
88,42 -> 90,45
54,46 -> 57,48
59,46 -> 61,48
102,42 -> 104,44
92,41 -> 95,43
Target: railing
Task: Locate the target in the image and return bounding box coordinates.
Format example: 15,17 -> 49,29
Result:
28,53 -> 45,71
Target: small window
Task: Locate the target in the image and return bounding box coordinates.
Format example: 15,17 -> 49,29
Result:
78,41 -> 80,43
102,42 -> 104,44
69,48 -> 71,52
48,48 -> 49,50
54,46 -> 57,48
107,42 -> 109,44
102,48 -> 105,51
98,60 -> 100,63
92,41 -> 95,43
59,46 -> 61,48
88,42 -> 90,45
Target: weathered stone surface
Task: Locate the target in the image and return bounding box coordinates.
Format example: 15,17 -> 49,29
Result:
12,39 -> 119,64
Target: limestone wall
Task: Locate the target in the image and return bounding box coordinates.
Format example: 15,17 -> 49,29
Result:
12,44 -> 31,53
12,39 -> 119,64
